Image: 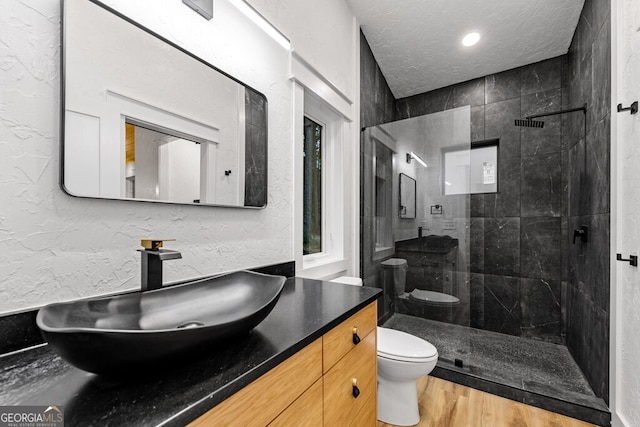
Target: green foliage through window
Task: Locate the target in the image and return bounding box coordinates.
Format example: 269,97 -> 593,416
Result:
303,117 -> 322,255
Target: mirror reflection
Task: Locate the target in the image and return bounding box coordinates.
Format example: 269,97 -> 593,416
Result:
62,0 -> 268,207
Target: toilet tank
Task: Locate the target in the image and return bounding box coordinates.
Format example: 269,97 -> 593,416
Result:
381,258 -> 407,296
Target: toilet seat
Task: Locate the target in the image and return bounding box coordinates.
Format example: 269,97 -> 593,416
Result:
408,289 -> 460,306
377,327 -> 438,362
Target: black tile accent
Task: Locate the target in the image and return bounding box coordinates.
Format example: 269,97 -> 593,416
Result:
567,51 -> 593,145
485,98 -> 521,159
520,88 -> 563,156
591,16 -> 611,127
359,31 -> 397,320
521,153 -> 562,217
484,156 -> 521,218
568,138 -> 586,217
453,78 -> 485,108
360,31 -> 395,128
520,217 -> 562,280
561,55 -> 570,89
484,218 -> 520,277
395,93 -> 424,120
563,0 -> 610,402
244,88 -> 267,207
586,302 -> 610,403
585,115 -> 611,215
520,278 -> 562,343
485,68 -> 521,104
470,194 -> 485,217
580,214 -> 610,313
470,105 -> 485,142
521,57 -> 563,96
470,273 -> 485,329
423,86 -> 454,114
470,218 -> 484,273
483,274 -> 521,336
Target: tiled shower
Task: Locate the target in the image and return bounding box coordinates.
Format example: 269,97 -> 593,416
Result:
359,0 -> 610,423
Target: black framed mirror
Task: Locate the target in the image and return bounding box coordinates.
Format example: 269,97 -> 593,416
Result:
61,0 -> 268,208
399,173 -> 416,219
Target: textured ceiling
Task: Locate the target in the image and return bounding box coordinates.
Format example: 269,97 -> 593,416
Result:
347,0 -> 585,98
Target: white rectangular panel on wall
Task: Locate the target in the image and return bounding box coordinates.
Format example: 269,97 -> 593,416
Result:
64,110 -> 100,196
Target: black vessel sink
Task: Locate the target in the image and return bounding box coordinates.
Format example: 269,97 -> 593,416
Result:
36,270 -> 286,375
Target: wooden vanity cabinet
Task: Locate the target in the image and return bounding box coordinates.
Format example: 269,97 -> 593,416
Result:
189,302 -> 377,427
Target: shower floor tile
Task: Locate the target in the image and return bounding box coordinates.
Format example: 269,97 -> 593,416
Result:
382,314 -> 608,413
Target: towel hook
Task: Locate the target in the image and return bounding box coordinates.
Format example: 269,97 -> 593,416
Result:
617,101 -> 638,115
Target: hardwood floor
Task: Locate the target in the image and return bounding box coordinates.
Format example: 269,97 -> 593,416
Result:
377,376 -> 597,427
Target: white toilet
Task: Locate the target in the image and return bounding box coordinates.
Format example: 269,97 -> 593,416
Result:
330,275 -> 439,426
377,326 -> 438,426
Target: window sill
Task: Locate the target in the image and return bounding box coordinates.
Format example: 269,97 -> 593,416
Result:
298,256 -> 349,280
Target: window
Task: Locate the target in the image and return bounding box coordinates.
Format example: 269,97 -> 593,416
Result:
442,140 -> 499,195
298,90 -> 345,271
303,116 -> 323,255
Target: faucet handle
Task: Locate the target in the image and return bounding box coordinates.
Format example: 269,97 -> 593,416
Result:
141,239 -> 176,250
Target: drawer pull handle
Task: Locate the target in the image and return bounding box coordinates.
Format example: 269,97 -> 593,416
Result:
352,378 -> 360,398
352,327 -> 361,345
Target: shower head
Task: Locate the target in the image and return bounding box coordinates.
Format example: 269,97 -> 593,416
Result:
514,104 -> 587,130
514,119 -> 545,128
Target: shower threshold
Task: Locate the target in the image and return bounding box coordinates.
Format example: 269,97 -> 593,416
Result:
382,314 -> 610,426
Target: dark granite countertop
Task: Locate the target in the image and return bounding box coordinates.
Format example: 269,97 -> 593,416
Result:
395,236 -> 458,254
0,278 -> 380,427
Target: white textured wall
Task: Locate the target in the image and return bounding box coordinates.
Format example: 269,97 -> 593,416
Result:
247,0 -> 356,99
616,0 -> 640,424
0,0 -> 296,314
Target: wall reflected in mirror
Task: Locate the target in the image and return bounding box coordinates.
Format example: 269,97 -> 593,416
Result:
62,0 -> 267,208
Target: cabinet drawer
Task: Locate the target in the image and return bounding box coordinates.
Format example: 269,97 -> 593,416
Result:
350,393 -> 377,427
323,330 -> 377,427
269,378 -> 323,427
323,302 -> 377,372
189,338 -> 322,427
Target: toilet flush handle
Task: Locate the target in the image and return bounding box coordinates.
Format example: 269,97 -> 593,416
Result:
352,327 -> 361,345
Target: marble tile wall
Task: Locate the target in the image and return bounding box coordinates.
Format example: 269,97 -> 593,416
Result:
244,88 -> 267,207
360,0 -> 611,402
360,31 -> 397,321
395,55 -> 567,344
563,0 -> 610,403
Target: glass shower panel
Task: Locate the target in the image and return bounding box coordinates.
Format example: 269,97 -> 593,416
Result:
361,106 -> 472,368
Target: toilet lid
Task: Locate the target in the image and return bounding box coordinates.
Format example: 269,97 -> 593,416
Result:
409,289 -> 460,306
377,327 -> 438,362
380,258 -> 407,268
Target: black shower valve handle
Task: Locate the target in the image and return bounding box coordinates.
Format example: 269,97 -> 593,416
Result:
573,226 -> 588,244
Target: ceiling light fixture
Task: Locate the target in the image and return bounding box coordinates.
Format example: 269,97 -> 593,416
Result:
462,32 -> 480,47
227,0 -> 291,50
406,152 -> 427,168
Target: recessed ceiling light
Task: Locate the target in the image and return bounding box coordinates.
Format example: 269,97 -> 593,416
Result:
462,32 -> 480,47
